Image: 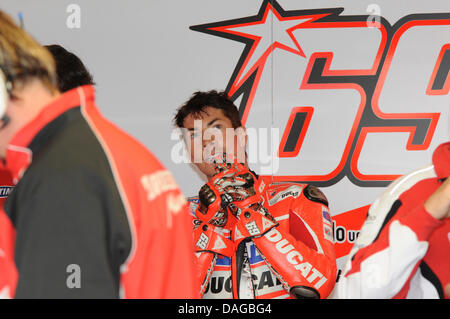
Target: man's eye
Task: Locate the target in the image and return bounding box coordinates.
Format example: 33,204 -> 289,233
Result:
8,93 -> 19,101
190,131 -> 201,139
209,124 -> 222,133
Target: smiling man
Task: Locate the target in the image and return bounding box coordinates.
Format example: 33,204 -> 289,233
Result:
174,90 -> 337,299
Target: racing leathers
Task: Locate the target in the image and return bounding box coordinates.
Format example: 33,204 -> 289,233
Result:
0,85 -> 197,298
189,161 -> 337,299
336,142 -> 450,299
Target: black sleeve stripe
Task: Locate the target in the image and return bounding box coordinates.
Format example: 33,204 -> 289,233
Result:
351,199 -> 403,262
372,199 -> 403,242
419,262 -> 444,299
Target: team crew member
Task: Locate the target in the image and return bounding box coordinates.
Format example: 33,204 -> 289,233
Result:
45,44 -> 96,92
0,11 -> 197,298
337,142 -> 450,299
0,32 -> 14,297
0,45 -> 94,296
174,90 -> 337,299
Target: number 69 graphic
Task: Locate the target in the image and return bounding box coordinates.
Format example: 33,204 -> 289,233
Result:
191,3 -> 450,187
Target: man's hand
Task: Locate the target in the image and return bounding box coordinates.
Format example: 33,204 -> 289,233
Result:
196,158 -> 259,227
424,177 -> 450,220
210,157 -> 258,201
196,183 -> 232,227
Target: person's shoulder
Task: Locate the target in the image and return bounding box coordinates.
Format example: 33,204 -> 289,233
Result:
267,182 -> 328,207
382,164 -> 436,202
267,182 -> 307,202
353,164 -> 436,249
82,106 -> 168,172
368,164 -> 436,219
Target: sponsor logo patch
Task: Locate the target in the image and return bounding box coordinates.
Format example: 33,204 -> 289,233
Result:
0,186 -> 12,198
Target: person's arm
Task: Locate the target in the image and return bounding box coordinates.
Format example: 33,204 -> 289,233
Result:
232,188 -> 337,299
138,189 -> 199,299
197,162 -> 337,298
424,177 -> 450,220
193,218 -> 234,297
339,205 -> 442,298
337,176 -> 447,299
12,170 -> 124,298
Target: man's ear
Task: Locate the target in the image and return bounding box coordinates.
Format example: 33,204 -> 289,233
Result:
0,70 -> 8,119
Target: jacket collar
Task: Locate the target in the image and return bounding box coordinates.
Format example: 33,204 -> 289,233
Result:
5,85 -> 95,184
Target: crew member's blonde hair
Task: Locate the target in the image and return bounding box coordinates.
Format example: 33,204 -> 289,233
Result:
0,10 -> 57,92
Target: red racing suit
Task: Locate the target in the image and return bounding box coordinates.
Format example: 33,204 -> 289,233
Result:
0,85 -> 197,299
188,179 -> 337,299
337,142 -> 450,299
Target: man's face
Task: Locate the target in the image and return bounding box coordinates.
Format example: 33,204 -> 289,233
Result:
182,106 -> 247,179
0,95 -> 29,158
0,80 -> 58,158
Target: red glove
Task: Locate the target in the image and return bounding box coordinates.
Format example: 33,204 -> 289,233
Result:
193,220 -> 234,257
196,158 -> 259,227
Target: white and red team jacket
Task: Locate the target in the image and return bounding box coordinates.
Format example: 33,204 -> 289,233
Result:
188,182 -> 337,299
337,142 -> 450,299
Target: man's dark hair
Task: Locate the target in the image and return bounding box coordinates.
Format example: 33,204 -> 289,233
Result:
174,90 -> 242,128
45,44 -> 95,92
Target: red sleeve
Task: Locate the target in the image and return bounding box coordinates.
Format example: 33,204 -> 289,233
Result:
121,186 -> 199,299
140,189 -> 200,298
251,195 -> 337,298
193,220 -> 235,297
399,204 -> 443,241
